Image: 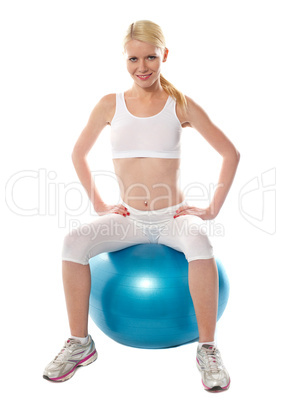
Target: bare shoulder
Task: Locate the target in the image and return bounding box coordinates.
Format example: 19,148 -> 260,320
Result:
99,93 -> 116,107
184,95 -> 207,115
96,93 -> 116,125
72,94 -> 116,157
176,95 -> 212,128
83,93 -> 116,133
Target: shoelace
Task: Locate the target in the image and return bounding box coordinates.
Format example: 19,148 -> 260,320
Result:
53,339 -> 79,363
203,347 -> 222,373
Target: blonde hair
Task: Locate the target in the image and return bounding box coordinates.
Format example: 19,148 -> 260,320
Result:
123,20 -> 187,109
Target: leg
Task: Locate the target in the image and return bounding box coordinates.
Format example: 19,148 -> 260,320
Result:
157,213 -> 229,391
188,258 -> 218,342
62,261 -> 91,338
61,213 -> 149,338
44,213 -> 150,382
158,213 -> 217,341
44,260 -> 97,382
191,259 -> 231,392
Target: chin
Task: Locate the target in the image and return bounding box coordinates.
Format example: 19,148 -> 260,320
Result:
134,77 -> 157,88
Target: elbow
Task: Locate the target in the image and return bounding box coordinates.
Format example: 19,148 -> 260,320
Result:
71,149 -> 77,160
230,149 -> 240,167
223,146 -> 240,163
235,149 -> 241,163
71,144 -> 78,161
71,147 -> 86,163
71,150 -> 78,163
71,151 -> 85,167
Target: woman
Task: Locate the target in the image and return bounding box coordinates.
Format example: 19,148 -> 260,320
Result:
43,20 -> 240,392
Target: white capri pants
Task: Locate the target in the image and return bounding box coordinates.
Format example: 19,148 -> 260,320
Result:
62,200 -> 214,265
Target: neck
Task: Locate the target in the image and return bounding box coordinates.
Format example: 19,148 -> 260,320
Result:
130,79 -> 164,99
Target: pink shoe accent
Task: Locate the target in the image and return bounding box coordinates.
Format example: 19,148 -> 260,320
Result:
50,350 -> 96,381
202,379 -> 210,389
222,378 -> 231,389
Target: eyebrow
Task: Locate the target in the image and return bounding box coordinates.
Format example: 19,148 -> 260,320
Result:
127,53 -> 158,58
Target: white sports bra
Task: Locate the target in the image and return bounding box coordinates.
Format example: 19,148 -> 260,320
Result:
110,92 -> 182,159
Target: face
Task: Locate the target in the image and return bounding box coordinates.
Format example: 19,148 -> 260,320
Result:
124,39 -> 168,89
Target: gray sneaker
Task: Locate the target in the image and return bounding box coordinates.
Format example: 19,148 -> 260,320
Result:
43,335 -> 97,382
196,344 -> 230,392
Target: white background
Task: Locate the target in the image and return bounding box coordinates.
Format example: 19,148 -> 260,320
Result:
1,0 -> 280,400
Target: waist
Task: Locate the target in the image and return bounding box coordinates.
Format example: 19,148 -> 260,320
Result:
121,191 -> 184,211
113,158 -> 182,210
121,199 -> 186,218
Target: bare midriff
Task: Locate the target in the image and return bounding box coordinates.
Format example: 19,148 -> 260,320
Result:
113,157 -> 184,210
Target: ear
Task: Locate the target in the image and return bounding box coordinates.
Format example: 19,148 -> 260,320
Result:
163,48 -> 169,62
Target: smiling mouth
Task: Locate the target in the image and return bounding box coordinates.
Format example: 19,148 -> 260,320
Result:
136,73 -> 152,80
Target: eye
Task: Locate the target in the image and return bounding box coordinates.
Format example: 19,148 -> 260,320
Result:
147,56 -> 156,60
129,57 -> 137,62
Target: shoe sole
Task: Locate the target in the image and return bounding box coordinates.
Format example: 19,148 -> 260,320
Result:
196,360 -> 230,392
43,349 -> 98,382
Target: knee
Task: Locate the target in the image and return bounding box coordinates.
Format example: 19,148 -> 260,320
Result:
179,216 -> 214,262
62,230 -> 78,252
188,224 -> 212,249
62,225 -> 91,265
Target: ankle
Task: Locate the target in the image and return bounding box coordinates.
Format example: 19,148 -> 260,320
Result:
70,335 -> 89,345
198,340 -> 216,349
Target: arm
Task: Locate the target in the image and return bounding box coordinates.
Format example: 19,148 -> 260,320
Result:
71,94 -> 115,212
176,96 -> 240,219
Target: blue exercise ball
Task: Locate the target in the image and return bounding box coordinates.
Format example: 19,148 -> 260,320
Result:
89,244 -> 229,349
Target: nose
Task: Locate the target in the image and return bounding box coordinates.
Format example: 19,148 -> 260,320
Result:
138,59 -> 148,73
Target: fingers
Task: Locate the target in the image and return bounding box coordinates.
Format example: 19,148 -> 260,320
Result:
97,203 -> 130,217
174,205 -> 191,218
174,206 -> 201,219
113,204 -> 130,217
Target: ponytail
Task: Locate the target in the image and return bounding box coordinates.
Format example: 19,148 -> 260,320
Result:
160,74 -> 187,109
